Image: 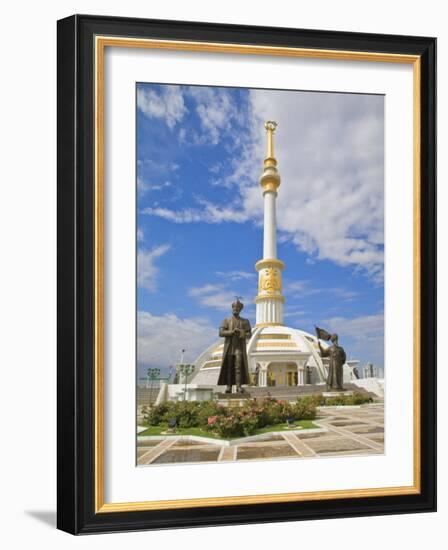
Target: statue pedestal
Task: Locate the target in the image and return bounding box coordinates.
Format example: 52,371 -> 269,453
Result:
215,391 -> 251,406
322,391 -> 353,397
216,391 -> 251,400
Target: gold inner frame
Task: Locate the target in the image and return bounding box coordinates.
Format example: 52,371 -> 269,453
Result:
94,36 -> 421,513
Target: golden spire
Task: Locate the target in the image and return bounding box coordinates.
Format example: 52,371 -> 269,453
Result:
255,121 -> 285,327
265,120 -> 278,158
260,121 -> 281,194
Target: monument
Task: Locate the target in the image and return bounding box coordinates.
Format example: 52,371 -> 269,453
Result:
165,121 -> 363,400
217,298 -> 252,393
316,327 -> 346,391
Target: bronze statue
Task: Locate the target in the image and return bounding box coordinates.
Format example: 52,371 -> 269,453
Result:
316,328 -> 346,391
305,365 -> 312,385
217,298 -> 252,393
253,364 -> 260,387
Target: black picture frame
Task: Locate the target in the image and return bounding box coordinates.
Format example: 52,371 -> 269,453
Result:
57,14 -> 436,534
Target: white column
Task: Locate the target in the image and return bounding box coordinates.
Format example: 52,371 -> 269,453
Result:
260,363 -> 269,387
255,121 -> 284,327
296,363 -> 305,386
255,299 -> 284,326
263,190 -> 277,259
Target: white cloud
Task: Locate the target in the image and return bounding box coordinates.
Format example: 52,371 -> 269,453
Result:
188,283 -> 224,298
321,312 -> 384,367
284,280 -> 317,296
142,198 -> 249,224
331,288 -> 360,302
209,162 -> 222,174
186,87 -> 239,145
283,307 -> 308,320
322,312 -> 384,336
138,85 -> 241,146
138,311 -> 217,368
137,176 -> 172,194
142,206 -> 203,223
137,86 -> 187,129
284,279 -> 359,302
215,270 -> 256,281
137,228 -> 144,242
188,282 -> 254,312
188,283 -> 237,311
137,244 -> 170,292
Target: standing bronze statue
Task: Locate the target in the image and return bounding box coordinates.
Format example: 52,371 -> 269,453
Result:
315,327 -> 346,391
217,298 -> 252,393
253,364 -> 260,387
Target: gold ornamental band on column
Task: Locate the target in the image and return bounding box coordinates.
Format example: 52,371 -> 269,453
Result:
255,258 -> 285,303
255,294 -> 285,303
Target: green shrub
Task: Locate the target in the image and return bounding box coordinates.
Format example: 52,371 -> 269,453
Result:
309,394 -> 326,407
293,396 -> 318,420
240,411 -> 260,435
351,392 -> 373,405
211,410 -> 259,438
211,414 -> 244,438
144,402 -> 172,425
321,392 -> 373,406
245,397 -> 293,425
168,401 -> 200,428
240,399 -> 270,428
196,401 -> 227,426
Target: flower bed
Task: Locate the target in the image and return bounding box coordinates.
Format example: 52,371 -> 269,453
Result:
141,393 -> 373,439
142,397 -> 318,438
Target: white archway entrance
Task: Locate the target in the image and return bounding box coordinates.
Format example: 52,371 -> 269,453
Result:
267,362 -> 302,386
256,357 -> 309,387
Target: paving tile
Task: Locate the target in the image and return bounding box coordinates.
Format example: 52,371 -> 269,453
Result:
137,448 -> 153,459
152,447 -> 221,464
349,426 -> 384,434
365,434 -> 384,443
282,433 -> 315,456
321,416 -> 351,421
296,432 -> 329,440
169,439 -> 206,447
297,433 -> 341,441
238,438 -> 298,447
219,446 -> 236,461
137,438 -> 178,465
329,421 -> 369,427
237,443 -> 298,460
305,438 -> 372,454
137,439 -> 164,447
259,434 -> 289,442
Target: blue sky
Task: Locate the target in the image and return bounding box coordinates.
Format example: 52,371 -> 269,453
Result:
136,83 -> 384,379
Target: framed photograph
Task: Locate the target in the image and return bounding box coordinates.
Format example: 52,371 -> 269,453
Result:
57,14 -> 436,534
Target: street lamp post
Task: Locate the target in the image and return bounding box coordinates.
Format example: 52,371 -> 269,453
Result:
147,367 -> 160,407
176,363 -> 195,401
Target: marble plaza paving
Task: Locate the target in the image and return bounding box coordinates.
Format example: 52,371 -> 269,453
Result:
137,402 -> 384,466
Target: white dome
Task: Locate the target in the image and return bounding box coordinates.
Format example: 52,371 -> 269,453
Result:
190,324 -> 329,386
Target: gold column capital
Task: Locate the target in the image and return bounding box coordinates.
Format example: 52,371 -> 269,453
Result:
255,258 -> 285,271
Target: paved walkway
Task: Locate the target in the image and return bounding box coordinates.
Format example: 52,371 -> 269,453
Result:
137,402 -> 384,466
